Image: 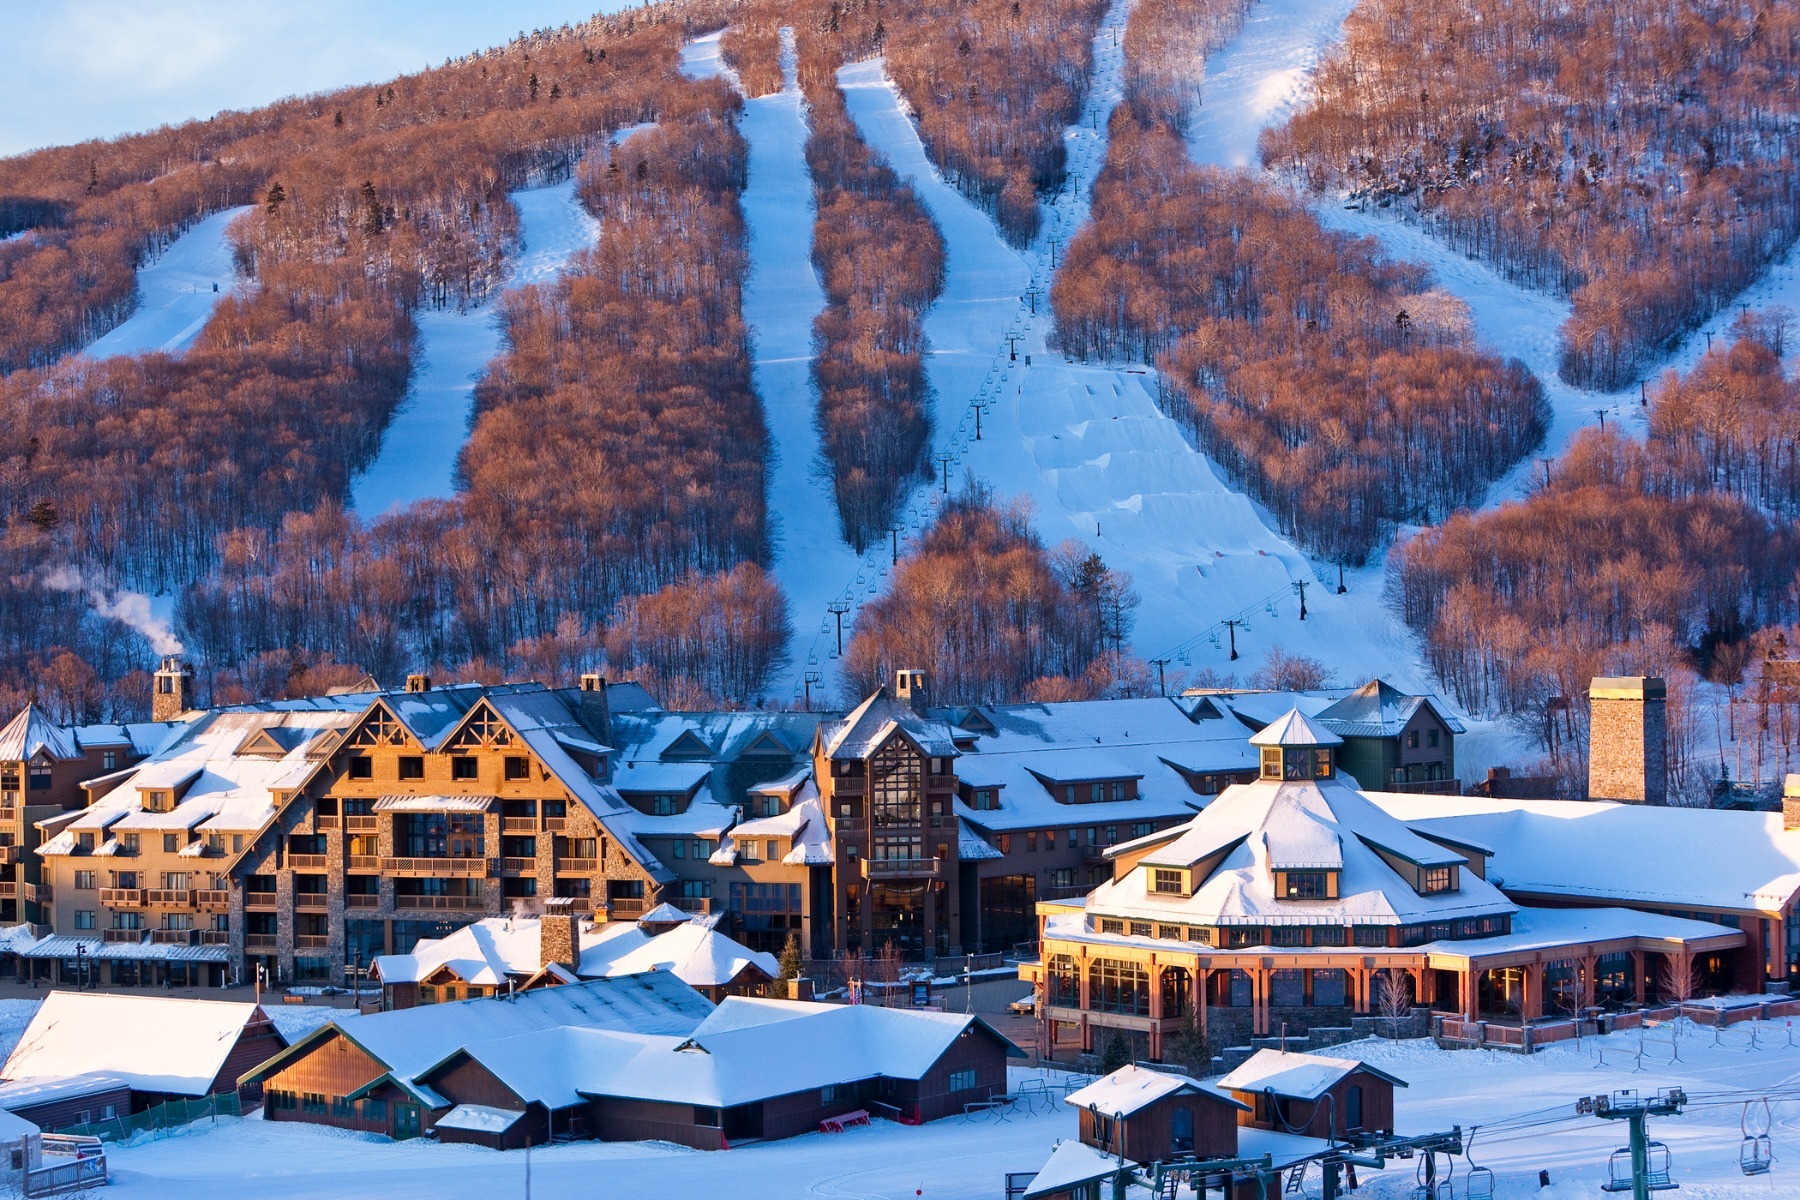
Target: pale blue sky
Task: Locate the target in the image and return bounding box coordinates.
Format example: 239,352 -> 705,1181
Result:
0,1 -> 643,157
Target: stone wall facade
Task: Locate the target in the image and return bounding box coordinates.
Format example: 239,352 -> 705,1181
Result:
1588,676 -> 1667,805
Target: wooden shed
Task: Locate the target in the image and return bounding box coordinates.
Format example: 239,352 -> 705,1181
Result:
1218,1049 -> 1405,1141
1064,1064 -> 1249,1165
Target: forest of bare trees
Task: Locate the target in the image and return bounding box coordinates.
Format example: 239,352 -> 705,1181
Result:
1264,0 -> 1800,389
1054,5 -> 1546,567
843,486 -> 1136,706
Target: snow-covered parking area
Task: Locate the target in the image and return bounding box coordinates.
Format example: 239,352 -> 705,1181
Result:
97,1027 -> 1800,1198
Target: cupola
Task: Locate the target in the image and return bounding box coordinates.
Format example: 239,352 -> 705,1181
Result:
1249,709 -> 1343,782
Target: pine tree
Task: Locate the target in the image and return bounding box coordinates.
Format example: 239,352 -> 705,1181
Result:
529,73 -> 540,102
84,163 -> 98,195
778,932 -> 804,981
360,181 -> 384,236
264,182 -> 286,217
1099,1030 -> 1133,1073
548,82 -> 561,100
25,500 -> 58,531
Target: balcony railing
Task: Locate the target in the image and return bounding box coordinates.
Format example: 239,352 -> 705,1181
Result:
928,774 -> 959,791
198,930 -> 230,944
347,894 -> 380,908
145,889 -> 192,906
607,896 -> 647,917
347,856 -> 379,872
195,889 -> 231,910
0,845 -> 19,865
859,856 -> 943,880
395,894 -> 486,910
542,817 -> 568,833
345,816 -> 378,833
495,857 -> 535,874
295,934 -> 331,949
245,933 -> 277,950
835,818 -> 867,834
286,854 -> 329,870
245,894 -> 278,910
670,896 -> 714,915
316,815 -> 341,830
556,858 -> 598,874
149,929 -> 197,945
501,817 -> 537,834
23,882 -> 52,904
0,882 -> 16,899
295,894 -> 330,910
381,857 -> 489,877
102,928 -> 145,943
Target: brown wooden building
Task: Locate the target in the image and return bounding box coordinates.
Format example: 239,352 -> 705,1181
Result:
1064,1064 -> 1247,1163
1217,1050 -> 1403,1141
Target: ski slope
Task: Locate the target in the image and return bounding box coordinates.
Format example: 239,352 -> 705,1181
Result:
351,128 -> 651,517
837,7 -> 1426,693
82,205 -> 253,359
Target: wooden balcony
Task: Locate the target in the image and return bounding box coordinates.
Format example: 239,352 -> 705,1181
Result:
345,816 -> 378,833
928,774 -> 959,791
347,894 -> 380,908
149,929 -> 197,945
245,933 -> 277,950
102,928 -> 145,943
145,889 -> 192,906
316,815 -> 341,830
245,894 -> 278,910
501,817 -> 538,834
23,882 -> 52,904
831,780 -> 866,797
542,817 -> 567,833
0,882 -> 16,899
859,856 -> 943,880
381,857 -> 488,877
294,894 -> 331,910
195,889 -> 231,911
286,854 -> 329,870
198,930 -> 230,944
670,896 -> 714,915
395,894 -> 486,910
495,857 -> 535,874
835,818 -> 867,834
295,934 -> 331,950
0,845 -> 19,865
347,856 -> 379,872
556,858 -> 598,874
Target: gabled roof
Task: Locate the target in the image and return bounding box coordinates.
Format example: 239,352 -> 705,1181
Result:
1064,1064 -> 1247,1118
822,689 -> 958,760
601,923 -> 778,989
1248,709 -> 1342,748
4,993 -> 281,1097
1314,680 -> 1466,738
0,704 -> 79,762
241,972 -> 713,1098
1217,1049 -> 1407,1101
1024,1141 -> 1122,1200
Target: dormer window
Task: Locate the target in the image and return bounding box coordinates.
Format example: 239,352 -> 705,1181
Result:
142,790 -> 172,813
1420,866 -> 1456,894
1150,868 -> 1187,896
1283,871 -> 1332,899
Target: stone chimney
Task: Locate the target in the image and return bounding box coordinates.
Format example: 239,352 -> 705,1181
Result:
577,673 -> 611,742
405,673 -> 431,693
1587,676 -> 1667,805
151,656 -> 195,722
1783,775 -> 1800,831
540,898 -> 580,972
895,669 -> 928,714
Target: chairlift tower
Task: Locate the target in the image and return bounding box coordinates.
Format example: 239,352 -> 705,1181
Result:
1578,1087 -> 1686,1200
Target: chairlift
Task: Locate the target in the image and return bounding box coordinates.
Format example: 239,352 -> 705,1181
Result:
1464,1132 -> 1495,1200
1410,1152 -> 1454,1200
1741,1098 -> 1774,1176
1603,1142 -> 1677,1193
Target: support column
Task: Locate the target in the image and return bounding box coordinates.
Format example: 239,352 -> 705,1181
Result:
1195,966 -> 1208,1042
1148,961 -> 1164,1060
1523,963 -> 1543,1021
1252,968 -> 1270,1036
1631,950 -> 1647,1004
1461,968 -> 1477,1022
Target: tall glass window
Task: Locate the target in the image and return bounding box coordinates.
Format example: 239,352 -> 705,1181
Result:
870,744 -> 922,828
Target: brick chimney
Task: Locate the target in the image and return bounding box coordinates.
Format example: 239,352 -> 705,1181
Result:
1587,676 -> 1667,805
540,898 -> 580,972
152,656 -> 195,722
1784,775 -> 1800,832
577,673 -> 611,742
405,674 -> 431,693
895,669 -> 928,714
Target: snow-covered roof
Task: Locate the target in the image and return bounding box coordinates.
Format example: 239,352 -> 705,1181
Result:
17,935 -> 231,963
959,819 -> 1003,861
822,689 -> 958,760
436,1103 -> 525,1133
1314,680 -> 1465,738
1418,906 -> 1743,961
1370,793 -> 1800,913
0,704 -> 78,761
1063,1064 -> 1246,1118
372,917 -> 649,987
244,972 -> 713,1101
1082,774 -> 1510,929
636,902 -> 692,925
1024,1140 -> 1122,1199
1248,709 -> 1342,748
440,996 -> 1023,1112
0,1073 -> 131,1110
0,1105 -> 37,1140
3,993 -> 280,1096
723,792 -> 833,865
1218,1049 -> 1405,1101
612,761 -> 711,794
600,923 -> 778,989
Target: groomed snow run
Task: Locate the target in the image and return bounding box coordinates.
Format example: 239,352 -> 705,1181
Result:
93,1031 -> 1800,1198
350,125 -> 652,517
81,205 -> 253,359
839,5 -> 1428,692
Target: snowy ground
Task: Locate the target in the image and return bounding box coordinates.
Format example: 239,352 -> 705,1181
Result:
351,126 -> 652,516
80,206 -> 252,360
93,1028 -> 1800,1199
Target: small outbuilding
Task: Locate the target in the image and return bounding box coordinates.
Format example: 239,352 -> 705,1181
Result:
1217,1049 -> 1405,1140
1064,1064 -> 1247,1163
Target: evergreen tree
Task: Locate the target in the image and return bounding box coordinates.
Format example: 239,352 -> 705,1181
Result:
25,500 -> 58,531
778,932 -> 804,981
360,181 -> 384,236
264,182 -> 286,217
1099,1030 -> 1133,1073
529,73 -> 540,101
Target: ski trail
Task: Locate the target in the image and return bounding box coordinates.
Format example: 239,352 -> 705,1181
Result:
82,205 -> 253,359
838,2 -> 1429,693
351,125 -> 652,517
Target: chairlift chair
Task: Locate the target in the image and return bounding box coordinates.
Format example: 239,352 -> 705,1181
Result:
1602,1147 -> 1635,1193
1741,1134 -> 1773,1176
1464,1132 -> 1496,1200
